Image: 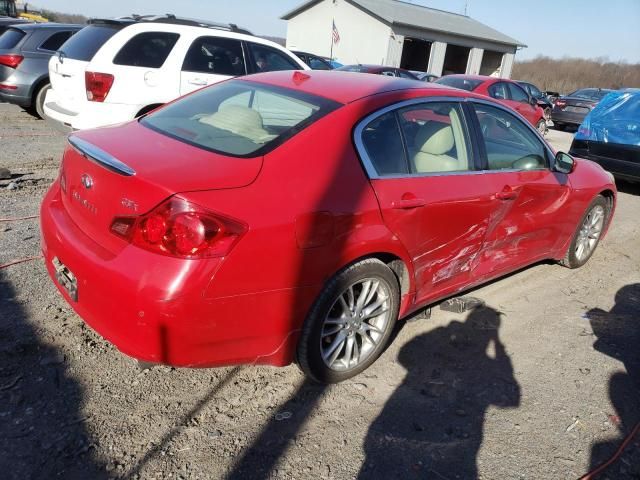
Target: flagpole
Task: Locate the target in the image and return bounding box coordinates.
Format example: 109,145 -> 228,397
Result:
330,18 -> 334,61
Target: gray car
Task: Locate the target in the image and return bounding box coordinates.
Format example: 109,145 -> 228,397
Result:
0,23 -> 82,118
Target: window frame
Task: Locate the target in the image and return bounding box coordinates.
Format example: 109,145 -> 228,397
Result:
354,97 -> 481,179
181,35 -> 247,76
466,99 -> 556,173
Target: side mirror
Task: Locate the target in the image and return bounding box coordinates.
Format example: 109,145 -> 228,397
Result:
529,95 -> 537,106
554,152 -> 575,174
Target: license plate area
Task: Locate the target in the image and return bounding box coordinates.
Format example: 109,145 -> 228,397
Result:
53,257 -> 78,302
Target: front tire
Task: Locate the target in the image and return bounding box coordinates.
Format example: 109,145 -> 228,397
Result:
561,195 -> 609,269
296,258 -> 400,383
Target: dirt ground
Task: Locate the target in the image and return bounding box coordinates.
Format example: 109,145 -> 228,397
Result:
1,102 -> 638,480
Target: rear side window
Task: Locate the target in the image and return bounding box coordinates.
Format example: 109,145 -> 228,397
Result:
141,80 -> 340,157
59,25 -> 121,61
113,32 -> 179,68
507,83 -> 529,102
182,36 -> 245,76
0,28 -> 25,49
39,31 -> 74,52
361,111 -> 407,175
488,82 -> 509,100
248,43 -> 300,72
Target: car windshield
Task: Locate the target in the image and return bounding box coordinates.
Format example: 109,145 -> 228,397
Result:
141,79 -> 341,157
435,76 -> 483,91
336,65 -> 367,72
569,88 -> 611,100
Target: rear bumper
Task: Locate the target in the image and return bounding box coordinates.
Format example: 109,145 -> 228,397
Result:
0,85 -> 31,107
40,182 -> 305,367
551,109 -> 587,126
43,88 -> 141,130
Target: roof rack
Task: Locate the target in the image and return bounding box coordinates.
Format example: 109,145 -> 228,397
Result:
89,14 -> 253,35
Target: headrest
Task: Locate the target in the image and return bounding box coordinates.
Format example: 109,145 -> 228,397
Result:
198,105 -> 274,143
415,121 -> 454,156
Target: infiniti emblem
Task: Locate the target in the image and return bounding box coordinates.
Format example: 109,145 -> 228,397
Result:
81,174 -> 93,189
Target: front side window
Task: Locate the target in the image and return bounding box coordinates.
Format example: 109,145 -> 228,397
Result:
474,103 -> 547,171
182,36 -> 245,76
113,32 -> 179,68
309,56 -> 331,70
508,83 -> 529,103
141,80 -> 340,157
39,31 -> 74,52
488,82 -> 509,100
248,43 -> 300,72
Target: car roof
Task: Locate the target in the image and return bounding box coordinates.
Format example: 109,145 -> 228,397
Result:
240,70 -> 465,104
89,15 -> 252,35
9,22 -> 84,31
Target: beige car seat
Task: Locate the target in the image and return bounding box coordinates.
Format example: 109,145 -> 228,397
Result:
413,121 -> 459,173
197,105 -> 276,144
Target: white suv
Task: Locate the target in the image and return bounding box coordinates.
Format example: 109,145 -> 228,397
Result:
44,15 -> 309,131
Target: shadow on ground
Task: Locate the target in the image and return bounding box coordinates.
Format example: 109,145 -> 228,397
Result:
359,305 -> 520,479
587,283 -> 640,478
0,267 -> 106,479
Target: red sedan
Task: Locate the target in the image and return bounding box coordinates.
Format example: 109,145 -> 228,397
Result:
435,74 -> 547,134
41,71 -> 616,383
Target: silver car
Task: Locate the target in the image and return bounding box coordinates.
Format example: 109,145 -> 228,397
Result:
0,22 -> 82,118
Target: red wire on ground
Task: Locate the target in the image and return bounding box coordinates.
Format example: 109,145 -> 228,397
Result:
0,255 -> 42,270
578,420 -> 640,480
0,215 -> 39,222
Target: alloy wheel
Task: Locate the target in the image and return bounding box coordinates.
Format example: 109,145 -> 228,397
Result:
575,205 -> 605,262
320,278 -> 392,371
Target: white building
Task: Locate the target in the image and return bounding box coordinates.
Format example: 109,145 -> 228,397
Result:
282,0 -> 526,78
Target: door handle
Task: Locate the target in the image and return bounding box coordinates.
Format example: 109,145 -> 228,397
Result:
188,78 -> 207,86
391,198 -> 426,209
495,186 -> 518,200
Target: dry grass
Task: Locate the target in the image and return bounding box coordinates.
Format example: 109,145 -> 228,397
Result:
513,56 -> 640,94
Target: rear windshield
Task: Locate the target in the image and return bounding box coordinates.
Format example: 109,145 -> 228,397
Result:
435,76 -> 483,92
58,24 -> 121,61
141,80 -> 341,157
569,89 -> 612,100
0,28 -> 25,49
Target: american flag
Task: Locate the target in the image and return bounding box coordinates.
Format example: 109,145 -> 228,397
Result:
332,20 -> 340,44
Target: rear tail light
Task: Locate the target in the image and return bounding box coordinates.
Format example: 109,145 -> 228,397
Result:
85,71 -> 114,102
0,54 -> 23,68
555,99 -> 566,108
110,197 -> 247,259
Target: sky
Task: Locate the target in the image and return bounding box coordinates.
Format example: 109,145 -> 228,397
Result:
34,0 -> 640,63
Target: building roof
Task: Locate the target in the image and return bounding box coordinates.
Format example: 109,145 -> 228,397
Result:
282,0 -> 526,47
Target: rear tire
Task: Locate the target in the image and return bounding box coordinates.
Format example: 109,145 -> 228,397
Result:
296,258 -> 400,383
34,83 -> 51,120
561,195 -> 609,269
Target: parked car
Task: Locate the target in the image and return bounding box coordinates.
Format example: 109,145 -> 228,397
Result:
0,23 -> 82,118
435,74 -> 547,134
336,64 -> 419,80
43,15 -> 308,131
291,50 -> 334,70
411,71 -> 439,82
516,81 -> 554,119
551,88 -> 614,130
570,89 -> 640,182
40,70 -> 616,383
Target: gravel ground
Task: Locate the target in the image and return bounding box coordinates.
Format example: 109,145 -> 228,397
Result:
0,103 -> 638,480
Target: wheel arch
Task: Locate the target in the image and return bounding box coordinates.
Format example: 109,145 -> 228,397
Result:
29,75 -> 50,104
135,103 -> 164,118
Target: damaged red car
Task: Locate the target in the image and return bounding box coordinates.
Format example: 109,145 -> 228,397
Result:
41,70 -> 616,383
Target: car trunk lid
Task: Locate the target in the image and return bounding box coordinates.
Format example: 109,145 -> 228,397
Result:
60,121 -> 262,252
